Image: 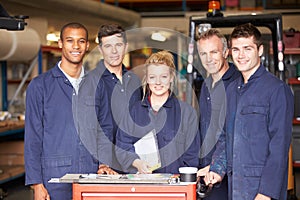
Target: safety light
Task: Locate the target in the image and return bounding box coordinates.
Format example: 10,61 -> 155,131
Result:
208,1 -> 220,12
207,0 -> 223,17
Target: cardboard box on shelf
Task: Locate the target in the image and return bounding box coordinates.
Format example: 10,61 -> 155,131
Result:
283,28 -> 300,48
0,141 -> 24,154
0,141 -> 24,166
0,165 -> 25,183
0,154 -> 23,166
0,141 -> 24,183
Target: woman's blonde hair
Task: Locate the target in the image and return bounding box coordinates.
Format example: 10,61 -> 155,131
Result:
142,50 -> 177,99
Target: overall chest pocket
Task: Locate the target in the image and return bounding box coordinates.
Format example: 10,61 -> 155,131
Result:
240,105 -> 268,139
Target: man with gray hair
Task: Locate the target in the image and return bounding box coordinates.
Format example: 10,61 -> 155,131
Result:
196,28 -> 240,199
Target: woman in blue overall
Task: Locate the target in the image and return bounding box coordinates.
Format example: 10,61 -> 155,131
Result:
115,50 -> 200,174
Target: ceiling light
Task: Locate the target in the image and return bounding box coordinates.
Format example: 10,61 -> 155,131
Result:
151,32 -> 166,42
46,33 -> 59,42
198,23 -> 211,34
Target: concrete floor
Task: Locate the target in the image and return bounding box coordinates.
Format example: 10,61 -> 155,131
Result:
0,176 -> 32,200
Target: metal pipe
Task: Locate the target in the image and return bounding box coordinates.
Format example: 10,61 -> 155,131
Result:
186,21 -> 195,105
182,0 -> 186,12
38,48 -> 42,75
1,61 -> 8,111
8,56 -> 38,109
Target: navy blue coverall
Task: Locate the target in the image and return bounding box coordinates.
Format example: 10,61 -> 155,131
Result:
116,94 -> 200,174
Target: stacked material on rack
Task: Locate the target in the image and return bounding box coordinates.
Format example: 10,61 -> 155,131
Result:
0,141 -> 24,184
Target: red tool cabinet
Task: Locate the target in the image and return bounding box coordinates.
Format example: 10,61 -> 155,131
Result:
73,183 -> 196,200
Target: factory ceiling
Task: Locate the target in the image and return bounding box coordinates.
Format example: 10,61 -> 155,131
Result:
0,0 -> 141,42
103,0 -> 208,13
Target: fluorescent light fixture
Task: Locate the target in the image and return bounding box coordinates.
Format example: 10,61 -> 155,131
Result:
198,23 -> 211,34
46,33 -> 59,42
187,63 -> 193,73
151,32 -> 166,42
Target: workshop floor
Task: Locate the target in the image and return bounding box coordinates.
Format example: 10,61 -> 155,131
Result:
0,176 -> 32,200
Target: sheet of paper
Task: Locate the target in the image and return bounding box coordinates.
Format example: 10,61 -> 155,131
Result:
134,129 -> 161,171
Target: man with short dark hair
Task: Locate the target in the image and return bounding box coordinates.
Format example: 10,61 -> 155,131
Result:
24,22 -> 115,200
207,23 -> 294,200
95,24 -> 142,172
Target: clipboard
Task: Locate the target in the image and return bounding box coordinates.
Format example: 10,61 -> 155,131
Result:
134,129 -> 161,171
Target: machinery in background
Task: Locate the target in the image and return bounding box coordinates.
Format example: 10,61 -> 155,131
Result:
188,13 -> 285,82
0,5 -> 28,198
0,4 -> 27,31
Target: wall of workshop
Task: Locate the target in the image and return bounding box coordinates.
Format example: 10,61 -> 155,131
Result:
141,10 -> 300,35
139,10 -> 300,71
